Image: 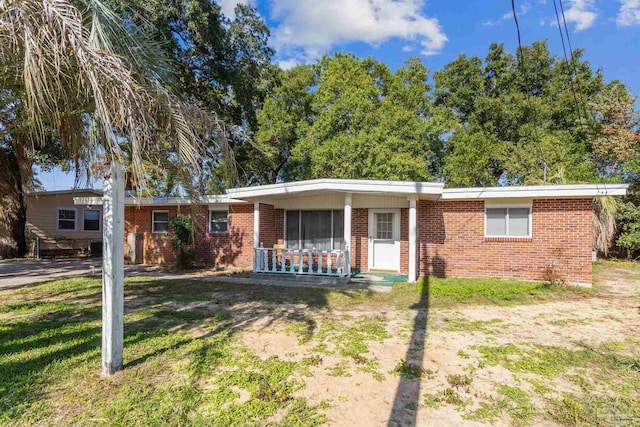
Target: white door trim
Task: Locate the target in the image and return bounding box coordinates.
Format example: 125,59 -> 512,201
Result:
368,208 -> 401,272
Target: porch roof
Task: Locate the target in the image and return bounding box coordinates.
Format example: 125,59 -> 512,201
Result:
226,178 -> 445,200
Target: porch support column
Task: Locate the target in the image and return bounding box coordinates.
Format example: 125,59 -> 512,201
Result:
253,202 -> 260,248
344,193 -> 352,275
344,194 -> 352,248
408,197 -> 417,283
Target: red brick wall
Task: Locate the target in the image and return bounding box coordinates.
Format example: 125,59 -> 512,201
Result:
350,208 -> 368,272
123,197 -> 593,283
259,203 -> 276,248
417,198 -> 593,284
275,209 -> 285,244
124,203 -> 255,267
124,205 -> 177,264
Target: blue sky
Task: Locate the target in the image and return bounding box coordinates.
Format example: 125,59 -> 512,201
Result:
39,0 -> 640,190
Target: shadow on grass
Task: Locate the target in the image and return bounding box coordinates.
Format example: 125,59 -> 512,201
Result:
0,276 -> 334,422
388,276 -> 430,426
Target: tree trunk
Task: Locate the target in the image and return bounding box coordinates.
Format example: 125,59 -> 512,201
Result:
0,144 -> 30,258
10,182 -> 28,257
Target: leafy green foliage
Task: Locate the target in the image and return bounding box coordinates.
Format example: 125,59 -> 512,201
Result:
616,196 -> 640,258
392,359 -> 426,379
169,214 -> 196,269
434,41 -> 608,186
257,53 -> 453,181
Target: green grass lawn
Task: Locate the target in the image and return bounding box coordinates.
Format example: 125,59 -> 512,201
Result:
0,272 -> 618,425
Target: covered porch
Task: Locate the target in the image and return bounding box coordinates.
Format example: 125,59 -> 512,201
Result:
227,179 -> 444,283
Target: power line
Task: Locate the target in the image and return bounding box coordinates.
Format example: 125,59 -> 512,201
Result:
511,0 -> 548,184
553,0 -> 585,122
558,0 -> 591,125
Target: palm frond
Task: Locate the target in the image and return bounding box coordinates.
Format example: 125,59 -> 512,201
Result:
593,196 -> 618,256
0,0 -> 235,193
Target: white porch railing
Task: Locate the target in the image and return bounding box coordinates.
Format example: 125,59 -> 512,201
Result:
254,246 -> 351,277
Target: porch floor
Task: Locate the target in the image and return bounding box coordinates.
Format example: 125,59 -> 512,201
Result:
350,271 -> 408,287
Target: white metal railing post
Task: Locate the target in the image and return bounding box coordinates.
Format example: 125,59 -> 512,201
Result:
298,249 -> 303,274
345,248 -> 350,276
271,248 -> 276,272
261,243 -> 267,271
253,248 -> 257,272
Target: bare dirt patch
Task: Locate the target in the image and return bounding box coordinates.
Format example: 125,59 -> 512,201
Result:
234,263 -> 640,426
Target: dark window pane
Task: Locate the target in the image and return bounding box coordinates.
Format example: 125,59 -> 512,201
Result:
154,212 -> 169,222
209,210 -> 228,233
84,210 -> 100,231
301,210 -> 331,250
58,209 -> 76,230
58,220 -> 75,230
286,211 -> 299,248
59,209 -> 75,220
154,222 -> 169,233
332,210 -> 344,250
153,211 -> 169,233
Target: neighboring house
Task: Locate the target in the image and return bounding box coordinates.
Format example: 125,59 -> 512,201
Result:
73,179 -> 628,286
26,189 -> 104,257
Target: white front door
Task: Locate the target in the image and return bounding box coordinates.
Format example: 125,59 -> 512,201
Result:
368,209 -> 400,271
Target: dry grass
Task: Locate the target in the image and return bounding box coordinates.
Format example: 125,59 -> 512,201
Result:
0,262 -> 638,426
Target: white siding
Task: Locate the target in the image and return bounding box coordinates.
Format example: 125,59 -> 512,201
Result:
273,194 -> 344,210
353,194 -> 409,209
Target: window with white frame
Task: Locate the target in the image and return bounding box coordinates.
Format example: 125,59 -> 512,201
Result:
57,208 -> 76,231
285,210 -> 344,250
485,206 -> 531,237
152,211 -> 170,233
83,209 -> 101,231
209,210 -> 228,233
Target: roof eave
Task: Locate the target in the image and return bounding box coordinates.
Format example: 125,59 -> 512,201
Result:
73,196 -> 246,206
226,178 -> 445,199
441,183 -> 629,200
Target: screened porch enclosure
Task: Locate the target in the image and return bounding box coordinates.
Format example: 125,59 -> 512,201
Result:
285,210 -> 345,250
254,208 -> 350,278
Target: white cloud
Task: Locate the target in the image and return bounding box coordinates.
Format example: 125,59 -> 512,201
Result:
218,0 -> 253,19
402,45 -> 415,52
270,0 -> 448,64
482,2 -> 530,27
277,58 -> 300,70
563,0 -> 597,31
617,0 -> 640,26
482,19 -> 501,26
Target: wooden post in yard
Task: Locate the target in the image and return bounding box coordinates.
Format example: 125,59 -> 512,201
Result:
102,162 -> 125,376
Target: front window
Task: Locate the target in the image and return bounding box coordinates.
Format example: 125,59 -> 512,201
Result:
152,211 -> 170,233
286,210 -> 344,250
209,210 -> 228,233
83,209 -> 101,231
57,208 -> 76,231
485,207 -> 531,237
